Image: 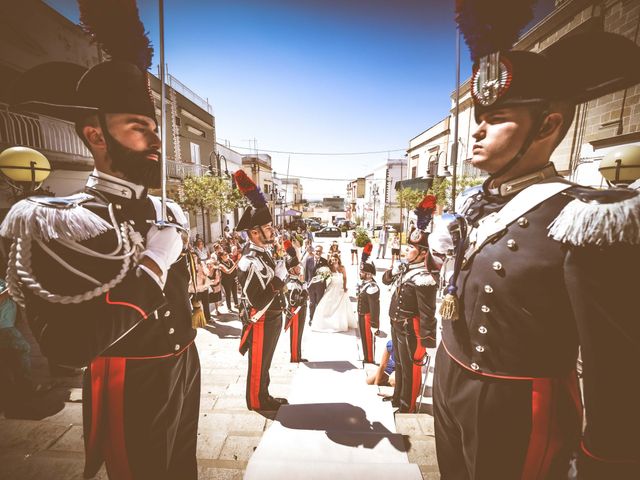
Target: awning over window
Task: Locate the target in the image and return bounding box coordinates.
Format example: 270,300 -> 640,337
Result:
285,209 -> 301,216
394,177 -> 433,191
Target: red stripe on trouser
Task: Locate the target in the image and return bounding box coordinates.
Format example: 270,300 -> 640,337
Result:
290,309 -> 299,361
249,315 -> 265,410
520,378 -> 569,480
409,317 -> 426,413
364,313 -> 373,362
103,358 -> 133,480
87,358 -> 107,469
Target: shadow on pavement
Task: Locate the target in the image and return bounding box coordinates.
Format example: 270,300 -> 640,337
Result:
302,361 -> 358,373
204,320 -> 241,339
276,402 -> 410,452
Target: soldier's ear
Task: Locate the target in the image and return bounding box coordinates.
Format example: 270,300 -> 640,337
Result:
83,125 -> 106,150
536,112 -> 564,142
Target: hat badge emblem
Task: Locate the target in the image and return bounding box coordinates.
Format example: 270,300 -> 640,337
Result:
472,54 -> 513,107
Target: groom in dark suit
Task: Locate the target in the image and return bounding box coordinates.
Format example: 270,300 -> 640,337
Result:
304,245 -> 329,324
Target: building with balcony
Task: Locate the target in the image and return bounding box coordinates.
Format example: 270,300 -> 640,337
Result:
407,117 -> 451,182
362,159 -> 407,230
346,178 -> 366,225
277,177 -> 304,226
216,142 -> 245,232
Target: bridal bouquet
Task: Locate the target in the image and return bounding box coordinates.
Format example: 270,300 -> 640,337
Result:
314,266 -> 332,286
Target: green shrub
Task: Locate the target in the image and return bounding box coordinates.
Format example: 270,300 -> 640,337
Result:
354,227 -> 371,247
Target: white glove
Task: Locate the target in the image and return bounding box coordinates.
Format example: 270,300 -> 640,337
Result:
275,260 -> 288,281
141,225 -> 184,286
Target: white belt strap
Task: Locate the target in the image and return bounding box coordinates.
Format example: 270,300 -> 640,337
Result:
465,178 -> 573,260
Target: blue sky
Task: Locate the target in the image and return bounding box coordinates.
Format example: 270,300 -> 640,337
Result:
46,0 -> 554,199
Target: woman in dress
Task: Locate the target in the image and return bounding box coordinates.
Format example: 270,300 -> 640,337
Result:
390,234 -> 401,264
207,259 -> 223,316
219,250 -> 238,312
188,252 -> 212,321
311,254 -> 357,333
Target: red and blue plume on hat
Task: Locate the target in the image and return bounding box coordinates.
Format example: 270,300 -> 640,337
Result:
233,170 -> 268,209
361,241 -> 373,263
455,0 -> 536,61
414,194 -> 437,230
283,240 -> 296,258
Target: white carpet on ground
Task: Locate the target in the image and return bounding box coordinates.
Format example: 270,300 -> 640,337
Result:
245,328 -> 422,480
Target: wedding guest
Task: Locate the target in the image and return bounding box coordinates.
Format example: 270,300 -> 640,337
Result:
219,250 -> 238,312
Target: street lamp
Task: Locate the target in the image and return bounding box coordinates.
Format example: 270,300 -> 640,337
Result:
371,183 -> 379,232
0,146 -> 51,197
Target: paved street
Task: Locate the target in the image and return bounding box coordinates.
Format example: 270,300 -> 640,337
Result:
0,236 -> 439,479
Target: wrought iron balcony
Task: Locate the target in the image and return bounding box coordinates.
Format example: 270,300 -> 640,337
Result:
166,160 -> 210,180
0,105 -> 91,159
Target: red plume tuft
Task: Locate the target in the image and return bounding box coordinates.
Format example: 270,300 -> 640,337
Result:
417,194 -> 437,210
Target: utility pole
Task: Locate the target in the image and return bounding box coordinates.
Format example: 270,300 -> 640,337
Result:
451,27 -> 461,212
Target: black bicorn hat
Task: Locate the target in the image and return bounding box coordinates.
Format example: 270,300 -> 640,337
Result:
236,206 -> 273,231
360,261 -> 376,275
470,32 -> 640,122
408,229 -> 429,250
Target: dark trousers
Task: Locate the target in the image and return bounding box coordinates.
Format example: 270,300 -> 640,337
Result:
392,316 -> 426,413
83,343 -> 201,480
358,313 -> 375,364
195,291 -> 210,320
307,281 -> 325,321
245,310 -> 282,410
0,327 -> 33,413
222,279 -> 237,309
433,345 -> 581,480
288,306 -> 306,362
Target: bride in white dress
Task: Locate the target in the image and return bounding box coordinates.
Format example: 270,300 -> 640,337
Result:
311,254 -> 357,333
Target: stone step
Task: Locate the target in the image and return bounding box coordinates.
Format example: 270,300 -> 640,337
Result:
245,459 -> 422,480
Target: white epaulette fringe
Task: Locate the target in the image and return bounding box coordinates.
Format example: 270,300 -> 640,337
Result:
0,197 -> 112,242
548,192 -> 640,246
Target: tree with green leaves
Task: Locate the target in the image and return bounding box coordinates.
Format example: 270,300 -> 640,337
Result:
178,175 -> 246,242
354,226 -> 371,247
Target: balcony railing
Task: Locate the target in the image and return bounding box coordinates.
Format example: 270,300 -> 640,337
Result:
167,160 -> 209,180
0,105 -> 91,159
167,74 -> 213,115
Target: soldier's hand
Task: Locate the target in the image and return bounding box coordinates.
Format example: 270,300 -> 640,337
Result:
275,260 -> 288,281
141,225 -> 184,286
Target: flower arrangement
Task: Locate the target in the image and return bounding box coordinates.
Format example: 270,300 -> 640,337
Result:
313,266 -> 332,287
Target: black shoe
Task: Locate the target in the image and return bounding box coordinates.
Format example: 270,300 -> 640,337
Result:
298,358 -> 309,362
256,400 -> 280,411
374,330 -> 383,337
268,396 -> 289,405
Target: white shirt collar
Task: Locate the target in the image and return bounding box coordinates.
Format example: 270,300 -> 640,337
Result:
85,169 -> 146,200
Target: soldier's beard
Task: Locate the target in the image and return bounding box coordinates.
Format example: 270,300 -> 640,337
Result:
108,140 -> 162,189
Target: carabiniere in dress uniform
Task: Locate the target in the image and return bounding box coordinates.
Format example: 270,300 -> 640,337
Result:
434,6 -> 640,478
